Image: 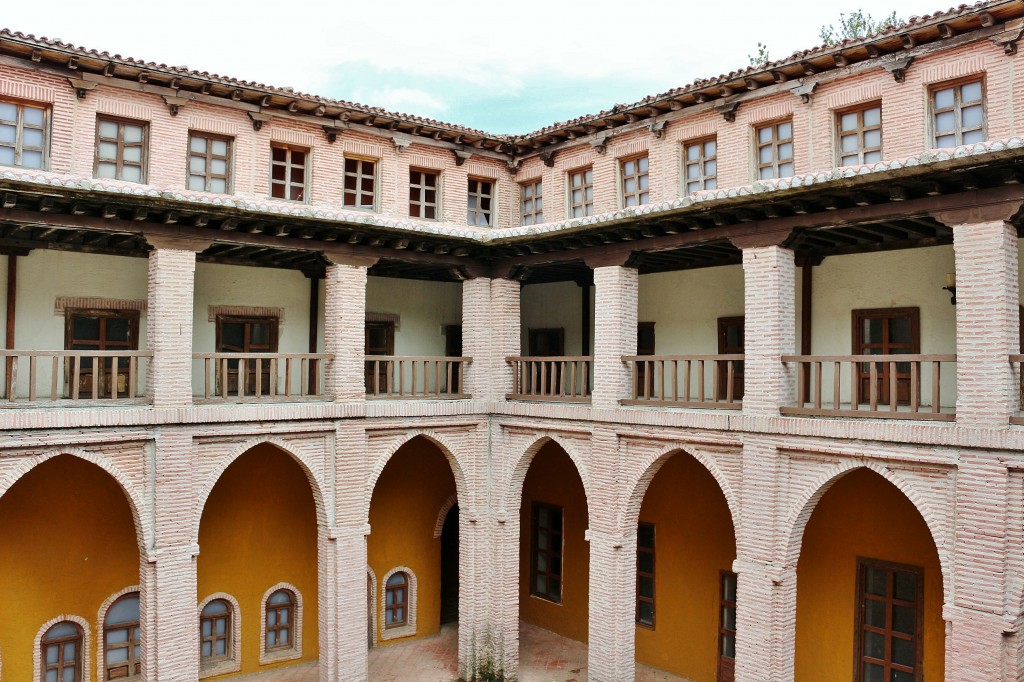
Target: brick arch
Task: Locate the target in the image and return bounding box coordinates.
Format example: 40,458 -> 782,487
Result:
0,447 -> 150,550
33,614 -> 91,682
433,493 -> 458,539
503,435 -> 591,515
783,461 -> 951,600
365,431 -> 470,523
619,445 -> 740,537
192,437 -> 330,545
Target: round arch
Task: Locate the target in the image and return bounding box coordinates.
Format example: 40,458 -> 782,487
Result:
503,435 -> 592,515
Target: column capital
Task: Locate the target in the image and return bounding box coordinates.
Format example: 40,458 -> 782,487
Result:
144,233 -> 213,252
931,198 -> 1024,227
729,228 -> 796,250
322,246 -> 379,268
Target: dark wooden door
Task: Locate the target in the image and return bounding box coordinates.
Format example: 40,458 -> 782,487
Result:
636,322 -> 656,397
853,308 -> 919,405
66,309 -> 139,398
717,317 -> 744,400
439,504 -> 459,624
528,328 -> 564,393
365,321 -> 395,393
718,571 -> 737,682
216,316 -> 277,395
444,325 -> 463,394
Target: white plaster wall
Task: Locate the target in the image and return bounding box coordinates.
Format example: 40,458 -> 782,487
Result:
637,265 -> 745,354
365,276 -> 462,356
521,281 -> 593,356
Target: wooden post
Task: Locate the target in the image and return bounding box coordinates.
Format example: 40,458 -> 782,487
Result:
5,254 -> 16,395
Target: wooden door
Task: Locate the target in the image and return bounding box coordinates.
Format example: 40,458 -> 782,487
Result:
216,316 -> 278,395
365,321 -> 395,393
636,322 -> 656,397
528,328 -> 564,393
717,317 -> 744,400
718,571 -> 737,682
65,309 -> 139,398
853,308 -> 919,406
444,324 -> 463,394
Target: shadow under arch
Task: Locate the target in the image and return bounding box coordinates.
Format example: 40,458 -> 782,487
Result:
192,437 -> 331,545
0,447 -> 150,551
503,435 -> 592,516
365,431 -> 471,522
784,461 -> 951,602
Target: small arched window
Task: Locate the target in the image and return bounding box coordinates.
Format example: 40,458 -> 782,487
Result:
385,572 -> 408,628
265,589 -> 295,651
104,592 -> 141,680
200,599 -> 232,663
42,621 -> 83,682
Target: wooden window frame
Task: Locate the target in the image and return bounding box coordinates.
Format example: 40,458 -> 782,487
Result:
718,570 -> 738,682
269,143 -> 309,203
854,557 -> 924,682
836,102 -> 883,166
467,177 -> 494,226
265,589 -> 296,652
619,153 -> 650,208
384,572 -> 409,628
636,522 -> 656,628
64,308 -> 140,398
0,98 -> 49,170
200,599 -> 232,665
103,593 -> 141,680
94,115 -> 149,183
215,315 -> 280,395
683,136 -> 718,194
530,501 -> 564,604
409,168 -> 440,220
187,131 -> 233,194
343,156 -> 378,210
567,166 -> 594,218
41,621 -> 84,682
930,76 -> 986,148
852,307 -> 920,406
754,118 -> 794,180
520,178 -> 543,226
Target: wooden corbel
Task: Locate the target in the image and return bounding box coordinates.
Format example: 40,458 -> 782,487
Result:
321,246 -> 379,268
248,111 -> 271,132
790,80 -> 817,104
991,18 -> 1024,55
647,119 -> 667,139
391,135 -> 412,153
714,100 -> 740,122
538,151 -> 555,167
506,158 -> 522,174
67,78 -> 97,100
453,149 -> 473,166
162,95 -> 189,116
880,55 -> 914,83
589,133 -> 611,154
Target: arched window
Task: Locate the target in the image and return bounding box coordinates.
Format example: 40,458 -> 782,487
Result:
103,592 -> 140,680
385,572 -> 408,628
200,599 -> 231,663
265,589 -> 295,651
42,621 -> 83,682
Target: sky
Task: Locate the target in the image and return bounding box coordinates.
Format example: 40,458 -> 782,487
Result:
4,0 -> 949,134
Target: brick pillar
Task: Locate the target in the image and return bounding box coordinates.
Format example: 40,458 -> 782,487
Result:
141,429 -> 199,681
591,265 -> 638,409
949,219 -> 1019,426
462,277 -> 520,401
735,240 -> 796,415
145,237 -> 206,407
323,255 -> 373,401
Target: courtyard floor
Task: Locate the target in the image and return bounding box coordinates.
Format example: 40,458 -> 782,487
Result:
235,621 -> 686,681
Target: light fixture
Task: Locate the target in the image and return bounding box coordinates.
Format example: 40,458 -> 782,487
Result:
942,272 -> 956,305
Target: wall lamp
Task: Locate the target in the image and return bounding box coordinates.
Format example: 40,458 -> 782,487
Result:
943,272 -> 957,305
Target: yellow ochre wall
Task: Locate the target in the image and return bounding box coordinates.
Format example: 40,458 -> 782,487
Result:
635,453 -> 736,681
367,437 -> 457,644
519,441 -> 589,643
0,455 -> 139,682
197,443 -> 319,677
795,468 -> 944,682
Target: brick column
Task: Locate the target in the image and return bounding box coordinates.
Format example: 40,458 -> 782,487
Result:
145,236 -> 207,407
141,429 -> 199,681
733,235 -> 797,415
944,217 -> 1020,426
462,276 -> 520,401
590,264 -> 638,409
323,252 -> 375,402
332,522 -> 370,680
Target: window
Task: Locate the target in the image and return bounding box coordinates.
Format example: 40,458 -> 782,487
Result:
853,308 -> 920,406
717,316 -> 744,400
188,132 -> 232,193
755,119 -> 794,180
103,592 -> 141,680
265,589 -> 295,651
719,571 -> 738,682
95,117 -> 147,183
0,99 -> 48,169
344,157 -> 377,210
531,502 -> 563,603
467,178 -> 493,226
636,522 -> 655,627
521,179 -> 543,225
41,621 -> 83,682
385,572 -> 409,628
837,103 -> 883,166
568,167 -> 593,217
65,309 -> 140,399
855,558 -> 923,682
365,320 -> 396,394
216,316 -> 279,396
684,137 -> 717,193
200,599 -> 232,664
620,155 -> 650,207
932,78 -> 985,147
409,169 -> 439,220
270,144 -> 308,202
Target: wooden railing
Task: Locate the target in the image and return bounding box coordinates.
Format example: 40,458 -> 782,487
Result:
621,355 -> 744,409
364,356 -> 471,398
506,356 -> 592,402
0,350 -> 151,403
193,353 -> 331,401
781,354 -> 956,421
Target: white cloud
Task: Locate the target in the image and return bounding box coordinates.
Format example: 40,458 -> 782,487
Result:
352,87 -> 449,117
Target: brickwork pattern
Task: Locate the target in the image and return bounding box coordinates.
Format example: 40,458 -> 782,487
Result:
592,266 -> 638,410
741,246 -> 796,414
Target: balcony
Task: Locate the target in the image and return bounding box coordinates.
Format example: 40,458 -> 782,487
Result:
0,350 -> 151,405
506,356 -> 592,402
192,352 -> 331,402
622,355 -> 743,409
364,356 -> 471,399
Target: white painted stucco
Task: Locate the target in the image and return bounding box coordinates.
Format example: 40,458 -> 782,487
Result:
521,281 -> 593,356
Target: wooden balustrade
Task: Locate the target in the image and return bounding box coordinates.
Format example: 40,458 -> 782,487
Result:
364,356 -> 471,398
781,354 -> 956,420
194,353 -> 331,401
621,355 -> 744,408
506,356 -> 592,402
0,350 -> 151,403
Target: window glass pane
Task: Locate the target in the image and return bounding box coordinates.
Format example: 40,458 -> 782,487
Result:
864,150 -> 882,164
758,126 -> 772,143
190,136 -> 207,153
864,129 -> 881,148
759,146 -> 773,164
961,81 -> 983,103
22,150 -> 43,168
62,668 -> 75,682
638,576 -> 654,598
638,174 -> 649,190
211,159 -> 227,174
778,142 -> 793,160
99,120 -> 118,138
212,139 -> 228,156
201,641 -> 212,657
638,156 -> 648,172
840,112 -> 858,131
623,160 -> 635,175
189,157 -> 206,174
962,104 -> 984,129
215,639 -> 226,655
123,125 -> 143,143
98,141 -> 118,160
705,139 -> 716,156
890,317 -> 912,344
935,133 -> 955,148
841,134 -> 858,153
122,165 -> 142,182
865,565 -> 887,595
864,598 -> 886,627
778,162 -> 794,177
188,176 -> 205,191
0,147 -> 14,165
963,129 -> 985,145
23,128 -> 44,148
864,630 -> 884,658
778,122 -> 792,138
203,600 -> 228,616
892,636 -> 915,666
290,167 -> 305,183
291,150 -> 306,165
892,604 -> 916,634
864,106 -> 881,126
935,111 -> 955,133
272,147 -> 286,162
686,144 -> 699,161
892,670 -> 915,682
202,620 -> 212,636
863,662 -> 884,682
210,178 -> 227,193
0,102 -> 17,121
269,589 -> 292,605
934,87 -> 955,109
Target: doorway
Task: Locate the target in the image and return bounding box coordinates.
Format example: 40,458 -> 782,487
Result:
440,504 -> 459,624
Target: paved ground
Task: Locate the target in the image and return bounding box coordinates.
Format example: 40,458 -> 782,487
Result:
234,622 -> 686,681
